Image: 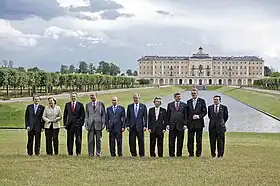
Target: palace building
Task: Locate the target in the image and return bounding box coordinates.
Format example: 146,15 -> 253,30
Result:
136,47 -> 264,86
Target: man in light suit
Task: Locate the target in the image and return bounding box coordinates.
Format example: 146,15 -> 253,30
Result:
186,88 -> 207,157
105,96 -> 125,157
208,95 -> 229,159
25,95 -> 45,156
126,93 -> 147,157
63,92 -> 85,156
85,92 -> 106,157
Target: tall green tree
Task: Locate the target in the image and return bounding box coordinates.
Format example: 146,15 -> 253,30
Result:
60,65 -> 69,74
69,65 -> 76,73
78,61 -> 88,74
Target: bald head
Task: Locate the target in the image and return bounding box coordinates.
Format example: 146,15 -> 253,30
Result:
90,92 -> 97,101
112,96 -> 118,106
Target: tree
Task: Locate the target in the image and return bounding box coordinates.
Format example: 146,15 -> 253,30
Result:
109,63 -> 120,76
133,70 -> 138,76
271,72 -> 280,77
18,67 -> 26,72
78,61 -> 88,73
27,67 -> 41,72
2,60 -> 8,67
264,66 -> 272,76
96,61 -> 110,74
8,60 -> 13,68
60,65 -> 69,74
69,65 -> 76,73
126,69 -> 132,76
89,63 -> 96,74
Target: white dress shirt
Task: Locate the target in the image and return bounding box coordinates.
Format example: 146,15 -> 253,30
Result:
155,107 -> 160,120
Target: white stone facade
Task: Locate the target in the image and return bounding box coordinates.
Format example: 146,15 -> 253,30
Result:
137,47 -> 264,86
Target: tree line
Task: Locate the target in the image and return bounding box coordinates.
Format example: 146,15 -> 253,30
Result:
60,61 -> 138,76
0,68 -> 137,99
253,77 -> 280,90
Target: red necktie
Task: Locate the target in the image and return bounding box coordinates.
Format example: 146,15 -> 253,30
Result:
176,102 -> 179,111
215,105 -> 218,115
71,102 -> 75,112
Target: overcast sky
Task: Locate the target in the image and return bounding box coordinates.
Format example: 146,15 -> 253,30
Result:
0,0 -> 280,72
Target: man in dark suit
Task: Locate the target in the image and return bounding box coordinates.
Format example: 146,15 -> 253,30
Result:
126,93 -> 147,157
186,88 -> 207,157
25,95 -> 45,156
105,96 -> 125,157
148,97 -> 167,157
166,92 -> 187,157
208,95 -> 229,158
63,92 -> 85,156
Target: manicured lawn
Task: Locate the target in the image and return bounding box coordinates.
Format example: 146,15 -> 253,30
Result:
0,86 -> 184,127
217,87 -> 280,118
1,130 -> 280,185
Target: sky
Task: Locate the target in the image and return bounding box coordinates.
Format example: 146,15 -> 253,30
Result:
0,0 -> 280,72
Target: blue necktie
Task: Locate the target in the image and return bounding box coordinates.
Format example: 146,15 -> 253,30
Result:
134,105 -> 138,118
34,105 -> 37,114
113,106 -> 116,113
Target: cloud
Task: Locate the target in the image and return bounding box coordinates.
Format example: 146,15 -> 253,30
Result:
156,10 -> 170,16
0,0 -> 65,20
1,0 -> 280,71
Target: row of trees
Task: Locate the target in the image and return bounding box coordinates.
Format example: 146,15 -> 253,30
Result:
59,61 -> 138,76
0,68 -> 137,98
253,77 -> 280,90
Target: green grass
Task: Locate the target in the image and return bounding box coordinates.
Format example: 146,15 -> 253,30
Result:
0,86 -> 184,127
1,130 -> 280,185
218,87 -> 280,117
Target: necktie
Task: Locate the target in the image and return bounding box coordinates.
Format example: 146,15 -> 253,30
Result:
113,106 -> 116,113
134,104 -> 138,117
34,105 -> 37,114
71,102 -> 75,112
193,99 -> 196,109
93,102 -> 96,110
175,102 -> 179,110
215,105 -> 218,115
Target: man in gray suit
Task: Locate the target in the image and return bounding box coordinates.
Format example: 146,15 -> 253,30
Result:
85,92 -> 106,157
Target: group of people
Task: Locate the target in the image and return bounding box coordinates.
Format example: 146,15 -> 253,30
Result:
25,88 -> 229,158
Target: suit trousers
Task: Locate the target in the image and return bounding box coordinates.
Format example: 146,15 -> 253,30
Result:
150,131 -> 164,157
88,129 -> 102,156
67,127 -> 82,155
109,131 -> 122,156
169,129 -> 184,157
209,129 -> 225,157
187,128 -> 203,157
129,129 -> 145,157
27,129 -> 41,156
45,125 -> 60,155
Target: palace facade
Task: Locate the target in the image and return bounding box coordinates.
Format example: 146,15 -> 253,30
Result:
137,47 -> 264,86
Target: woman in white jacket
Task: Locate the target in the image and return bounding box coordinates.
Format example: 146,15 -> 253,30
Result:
42,97 -> 62,155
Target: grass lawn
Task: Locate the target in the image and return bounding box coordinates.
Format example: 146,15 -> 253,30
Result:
1,130 -> 280,185
0,86 -> 183,127
218,87 -> 280,118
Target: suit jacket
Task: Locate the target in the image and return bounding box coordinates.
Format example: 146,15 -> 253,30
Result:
148,107 -> 167,134
208,104 -> 229,133
85,101 -> 106,131
186,97 -> 207,129
42,105 -> 62,129
166,101 -> 187,131
126,103 -> 147,132
105,105 -> 125,132
63,101 -> 85,130
25,104 -> 45,132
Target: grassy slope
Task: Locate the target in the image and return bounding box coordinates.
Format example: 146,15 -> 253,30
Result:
0,130 -> 280,185
0,86 -> 184,127
218,87 -> 280,118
